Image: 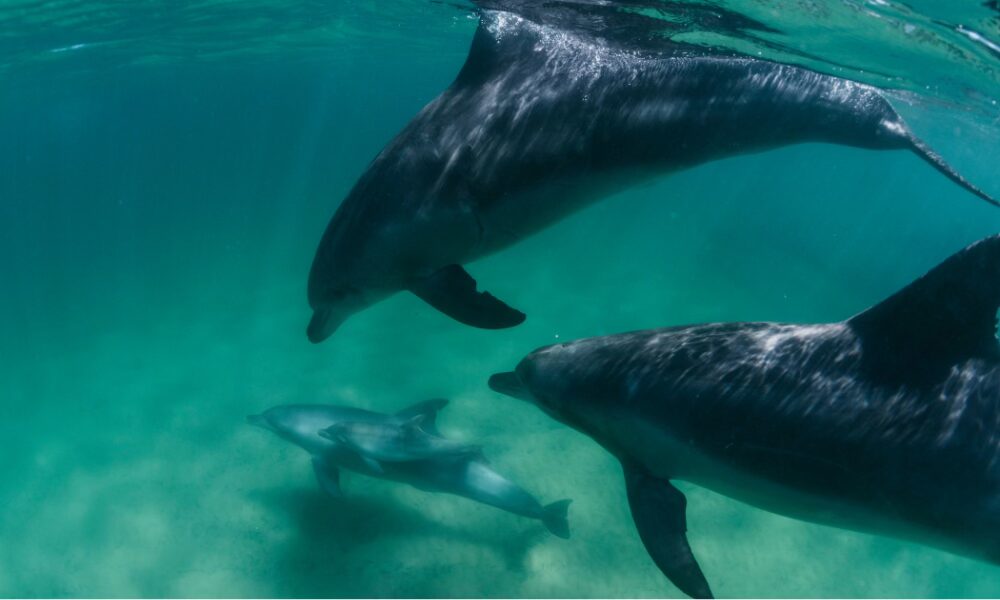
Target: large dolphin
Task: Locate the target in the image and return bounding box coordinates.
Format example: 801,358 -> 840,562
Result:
247,399 -> 571,538
306,9 -> 997,341
489,235 -> 1000,597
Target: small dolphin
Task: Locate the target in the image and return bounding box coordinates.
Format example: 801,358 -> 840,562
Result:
248,399 -> 571,538
321,415 -> 482,466
306,9 -> 997,342
490,235 -> 1000,597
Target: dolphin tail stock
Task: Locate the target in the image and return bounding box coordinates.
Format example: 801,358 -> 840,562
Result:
541,499 -> 572,539
906,133 -> 999,208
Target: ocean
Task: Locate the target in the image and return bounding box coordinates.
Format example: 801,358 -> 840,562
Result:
2,1 -> 999,597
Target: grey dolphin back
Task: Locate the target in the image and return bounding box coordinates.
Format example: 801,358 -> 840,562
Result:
848,234 -> 1000,384
624,463 -> 714,599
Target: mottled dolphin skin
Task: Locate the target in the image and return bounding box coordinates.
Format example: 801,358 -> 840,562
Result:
247,399 -> 571,538
306,9 -> 997,341
489,235 -> 1000,597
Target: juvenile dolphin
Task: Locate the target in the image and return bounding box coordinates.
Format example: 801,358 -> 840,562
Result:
247,399 -> 571,538
306,9 -> 997,341
489,235 -> 1000,597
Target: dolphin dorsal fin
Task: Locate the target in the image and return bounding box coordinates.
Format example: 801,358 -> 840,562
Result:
395,399 -> 448,435
848,235 -> 1000,384
453,12 -> 538,87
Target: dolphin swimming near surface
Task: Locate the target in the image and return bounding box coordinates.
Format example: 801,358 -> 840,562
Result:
489,235 -> 1000,597
247,398 -> 571,537
305,8 -> 998,342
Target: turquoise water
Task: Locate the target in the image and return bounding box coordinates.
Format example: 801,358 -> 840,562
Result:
2,1 -> 1000,597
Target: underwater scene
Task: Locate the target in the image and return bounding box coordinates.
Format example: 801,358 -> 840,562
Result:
3,0 -> 1000,597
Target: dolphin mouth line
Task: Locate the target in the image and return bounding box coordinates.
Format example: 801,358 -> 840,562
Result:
488,371 -> 531,401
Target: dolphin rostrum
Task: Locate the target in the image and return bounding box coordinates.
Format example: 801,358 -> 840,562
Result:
306,9 -> 997,341
490,235 -> 1000,597
248,398 -> 571,538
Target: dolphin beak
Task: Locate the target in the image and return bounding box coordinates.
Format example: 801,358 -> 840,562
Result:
307,307 -> 350,344
489,371 -> 532,401
246,414 -> 271,430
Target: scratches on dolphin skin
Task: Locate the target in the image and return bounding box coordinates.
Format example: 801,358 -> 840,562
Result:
490,236 -> 1000,597
306,5 -> 996,340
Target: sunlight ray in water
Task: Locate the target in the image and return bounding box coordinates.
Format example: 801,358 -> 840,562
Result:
0,0 -> 998,597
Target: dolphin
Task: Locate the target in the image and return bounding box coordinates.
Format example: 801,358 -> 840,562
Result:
247,398 -> 571,538
489,235 -> 1000,597
305,9 -> 997,342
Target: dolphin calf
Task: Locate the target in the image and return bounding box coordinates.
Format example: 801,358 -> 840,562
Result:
306,8 -> 997,342
248,399 -> 571,538
489,235 -> 1000,597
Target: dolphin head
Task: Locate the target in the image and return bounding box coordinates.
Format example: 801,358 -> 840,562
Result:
490,339 -> 620,430
246,405 -> 339,454
306,287 -> 373,343
306,178 -> 399,344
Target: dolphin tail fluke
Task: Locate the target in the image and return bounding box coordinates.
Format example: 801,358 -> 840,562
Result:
541,499 -> 572,539
907,135 -> 999,208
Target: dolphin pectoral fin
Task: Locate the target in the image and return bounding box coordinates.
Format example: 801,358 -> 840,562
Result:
624,464 -> 713,599
311,455 -> 342,498
395,399 -> 449,434
409,265 -> 526,329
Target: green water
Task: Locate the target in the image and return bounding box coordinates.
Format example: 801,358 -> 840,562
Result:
2,1 -> 1000,597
